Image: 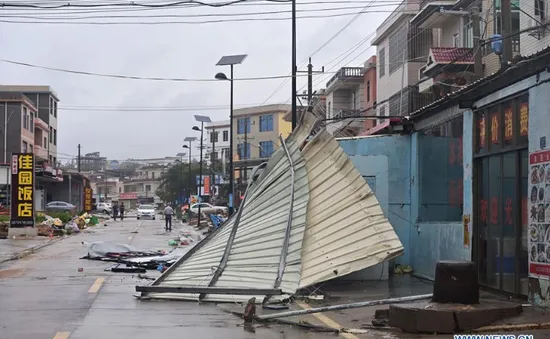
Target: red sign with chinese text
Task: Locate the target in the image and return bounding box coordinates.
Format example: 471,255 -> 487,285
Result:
504,108 -> 513,141
480,199 -> 488,223
204,176 -> 210,195
490,113 -> 499,144
519,102 -> 529,136
490,197 -> 499,224
119,193 -> 138,200
530,150 -> 550,165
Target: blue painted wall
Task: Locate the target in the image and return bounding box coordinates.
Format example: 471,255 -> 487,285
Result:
339,135 -> 412,266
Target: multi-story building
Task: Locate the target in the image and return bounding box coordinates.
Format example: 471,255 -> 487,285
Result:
363,56 -> 378,131
232,104 -> 292,195
121,164 -> 166,207
80,151 -> 107,172
0,85 -> 60,165
519,0 -> 549,56
125,156 -> 179,167
205,120 -> 230,164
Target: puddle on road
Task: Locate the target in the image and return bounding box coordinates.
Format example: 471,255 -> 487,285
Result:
0,268 -> 27,279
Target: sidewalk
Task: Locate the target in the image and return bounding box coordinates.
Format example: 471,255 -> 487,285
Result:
0,236 -> 62,263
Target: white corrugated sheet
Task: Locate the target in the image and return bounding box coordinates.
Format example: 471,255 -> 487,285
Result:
141,111 -> 404,303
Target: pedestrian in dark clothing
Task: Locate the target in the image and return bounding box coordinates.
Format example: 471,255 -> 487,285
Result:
163,204 -> 174,232
112,202 -> 118,221
119,202 -> 125,221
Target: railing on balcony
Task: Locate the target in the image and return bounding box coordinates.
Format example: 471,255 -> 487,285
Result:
326,67 -> 364,89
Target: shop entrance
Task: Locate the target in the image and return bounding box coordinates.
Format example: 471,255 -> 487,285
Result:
472,93 -> 529,297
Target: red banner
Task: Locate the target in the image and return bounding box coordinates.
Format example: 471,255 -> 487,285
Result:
119,193 -> 137,200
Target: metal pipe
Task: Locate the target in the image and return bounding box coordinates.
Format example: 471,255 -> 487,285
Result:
291,0 -> 297,130
229,64 -> 235,215
257,294 -> 433,320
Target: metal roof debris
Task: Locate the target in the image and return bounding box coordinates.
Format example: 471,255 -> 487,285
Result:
136,111 -> 404,303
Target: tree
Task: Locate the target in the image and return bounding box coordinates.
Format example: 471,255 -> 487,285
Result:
156,162 -> 200,203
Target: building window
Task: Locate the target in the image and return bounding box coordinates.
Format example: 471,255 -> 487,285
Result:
418,116 -> 464,222
49,127 -> 53,144
259,141 -> 274,158
53,100 -> 57,118
53,128 -> 57,146
30,144 -> 33,153
223,130 -> 229,142
388,22 -> 408,74
23,107 -> 28,130
237,117 -> 250,134
259,115 -> 274,132
152,172 -> 155,179
210,131 -> 219,143
367,81 -> 371,102
463,20 -> 474,48
145,184 -> 151,192
43,137 -> 47,147
379,48 -> 386,77
237,142 -> 250,159
22,141 -> 28,153
30,110 -> 34,131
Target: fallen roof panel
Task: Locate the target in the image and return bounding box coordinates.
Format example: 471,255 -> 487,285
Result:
138,111 -> 404,303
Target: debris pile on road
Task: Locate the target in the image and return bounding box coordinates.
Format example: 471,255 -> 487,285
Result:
187,211 -> 227,234
0,222 -> 8,238
82,241 -> 189,271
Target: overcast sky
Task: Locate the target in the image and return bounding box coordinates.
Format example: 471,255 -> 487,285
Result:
0,0 -> 394,162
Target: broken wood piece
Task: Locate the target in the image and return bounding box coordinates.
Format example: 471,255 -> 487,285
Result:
257,294 -> 433,320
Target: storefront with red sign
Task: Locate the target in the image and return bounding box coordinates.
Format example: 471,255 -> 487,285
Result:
472,93 -> 529,296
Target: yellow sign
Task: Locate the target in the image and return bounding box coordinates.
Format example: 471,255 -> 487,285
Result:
10,153 -> 35,227
463,214 -> 471,247
18,171 -> 33,185
491,113 -> 499,144
520,103 -> 529,136
17,203 -> 33,217
479,116 -> 486,148
504,108 -> 513,141
18,154 -> 33,170
18,186 -> 33,201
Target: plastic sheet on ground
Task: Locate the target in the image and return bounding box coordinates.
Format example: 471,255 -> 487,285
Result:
84,241 -> 137,258
126,247 -> 188,264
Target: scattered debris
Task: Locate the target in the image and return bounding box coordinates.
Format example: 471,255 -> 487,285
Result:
136,274 -> 155,281
106,264 -> 146,273
393,264 -> 413,275
244,297 -> 257,324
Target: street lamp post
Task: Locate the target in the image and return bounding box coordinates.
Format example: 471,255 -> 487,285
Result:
176,151 -> 186,205
215,54 -> 247,216
183,137 -> 196,208
193,115 -> 211,228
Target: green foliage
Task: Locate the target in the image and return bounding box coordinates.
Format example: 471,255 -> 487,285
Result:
35,215 -> 46,224
0,215 -> 9,222
47,211 -> 72,223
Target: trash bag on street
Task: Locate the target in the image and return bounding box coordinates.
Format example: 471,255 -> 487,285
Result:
65,221 -> 80,233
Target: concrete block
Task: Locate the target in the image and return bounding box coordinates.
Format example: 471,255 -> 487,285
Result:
8,227 -> 38,238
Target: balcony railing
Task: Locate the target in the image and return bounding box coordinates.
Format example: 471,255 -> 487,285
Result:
326,67 -> 364,89
34,117 -> 49,131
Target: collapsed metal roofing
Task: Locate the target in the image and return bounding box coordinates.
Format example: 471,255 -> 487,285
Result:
137,111 -> 404,303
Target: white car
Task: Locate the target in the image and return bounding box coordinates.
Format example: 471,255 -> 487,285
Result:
97,202 -> 112,215
190,203 -> 228,215
137,204 -> 156,220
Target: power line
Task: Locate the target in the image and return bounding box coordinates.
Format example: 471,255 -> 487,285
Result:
0,58 -> 334,81
0,9 -> 414,25
0,0 -> 294,9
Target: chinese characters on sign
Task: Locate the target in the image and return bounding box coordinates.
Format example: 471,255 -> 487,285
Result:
84,187 -> 93,212
10,153 -> 35,227
479,115 -> 486,148
491,112 -> 499,144
504,108 -> 513,141
528,150 -> 550,278
520,102 -> 529,137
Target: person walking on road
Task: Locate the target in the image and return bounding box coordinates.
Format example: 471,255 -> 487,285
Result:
163,203 -> 174,232
112,202 -> 119,221
119,202 -> 125,221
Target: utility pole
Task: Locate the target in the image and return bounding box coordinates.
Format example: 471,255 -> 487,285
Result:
211,126 -> 216,197
291,0 -> 297,131
501,0 -> 513,64
77,144 -> 81,173
243,118 -> 248,204
297,59 -> 324,106
472,3 -> 483,78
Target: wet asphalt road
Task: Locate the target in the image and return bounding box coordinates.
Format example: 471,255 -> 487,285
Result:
0,218 -> 329,339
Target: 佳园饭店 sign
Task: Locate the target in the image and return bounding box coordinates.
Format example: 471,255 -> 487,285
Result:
10,153 -> 35,227
84,187 -> 93,212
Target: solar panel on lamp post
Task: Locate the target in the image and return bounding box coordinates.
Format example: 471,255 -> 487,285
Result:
215,54 -> 247,216
193,115 -> 211,228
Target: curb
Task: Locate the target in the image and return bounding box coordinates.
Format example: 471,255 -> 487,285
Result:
0,235 -> 68,265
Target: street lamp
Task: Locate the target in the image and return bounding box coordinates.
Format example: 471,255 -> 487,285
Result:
193,115 -> 211,227
215,54 -> 247,216
183,137 -> 196,209
176,151 -> 186,204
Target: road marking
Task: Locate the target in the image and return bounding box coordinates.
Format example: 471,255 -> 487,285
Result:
88,277 -> 105,293
296,301 -> 359,339
53,332 -> 71,339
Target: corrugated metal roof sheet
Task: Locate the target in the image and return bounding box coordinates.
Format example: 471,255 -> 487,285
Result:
139,111 -> 404,303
